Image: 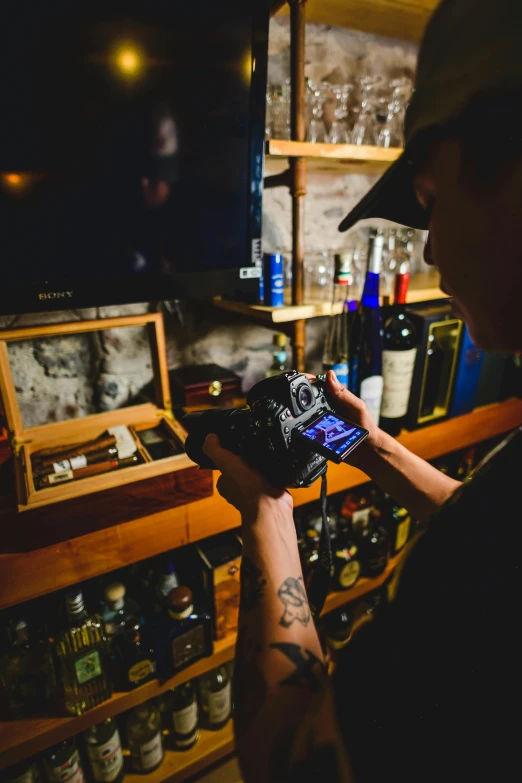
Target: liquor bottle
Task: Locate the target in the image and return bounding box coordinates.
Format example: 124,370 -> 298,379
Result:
53,591 -> 112,715
265,333 -> 288,378
101,582 -> 141,642
154,558 -> 179,605
111,620 -> 156,690
322,253 -> 352,388
322,608 -> 354,655
0,617 -> 53,718
43,738 -> 86,783
358,508 -> 389,578
379,262 -> 418,436
421,333 -> 446,418
84,718 -> 124,783
198,665 -> 232,730
349,229 -> 384,423
2,758 -> 41,783
331,527 -> 362,592
303,528 -> 320,583
387,502 -> 412,556
126,703 -> 164,774
156,586 -> 213,678
170,681 -> 200,750
340,489 -> 372,543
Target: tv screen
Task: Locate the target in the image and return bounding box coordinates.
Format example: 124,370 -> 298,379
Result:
0,0 -> 267,314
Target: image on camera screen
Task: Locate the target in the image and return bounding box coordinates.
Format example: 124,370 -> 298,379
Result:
300,413 -> 363,457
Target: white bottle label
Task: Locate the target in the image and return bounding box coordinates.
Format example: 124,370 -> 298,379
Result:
381,348 -> 417,419
172,700 -> 198,736
360,375 -> 384,423
46,750 -> 85,783
138,733 -> 163,770
87,729 -> 124,782
52,455 -> 87,473
208,681 -> 231,725
338,559 -> 361,589
352,508 -> 371,531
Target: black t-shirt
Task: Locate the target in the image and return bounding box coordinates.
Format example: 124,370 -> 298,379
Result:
334,427 -> 522,783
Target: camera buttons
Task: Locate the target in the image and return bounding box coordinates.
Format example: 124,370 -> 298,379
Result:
284,427 -> 289,433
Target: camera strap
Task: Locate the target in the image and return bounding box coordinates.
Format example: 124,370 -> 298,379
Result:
307,471 -> 332,619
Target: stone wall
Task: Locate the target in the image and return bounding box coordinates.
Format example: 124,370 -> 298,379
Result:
0,18 -> 418,428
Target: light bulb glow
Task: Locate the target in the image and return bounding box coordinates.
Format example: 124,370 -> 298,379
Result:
114,45 -> 143,77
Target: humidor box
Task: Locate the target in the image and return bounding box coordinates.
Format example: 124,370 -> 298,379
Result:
0,313 -> 197,511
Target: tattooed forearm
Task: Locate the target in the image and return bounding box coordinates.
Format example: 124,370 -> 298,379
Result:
270,642 -> 324,691
277,576 -> 311,628
240,555 -> 267,612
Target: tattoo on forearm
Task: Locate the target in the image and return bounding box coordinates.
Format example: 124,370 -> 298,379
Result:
240,555 -> 267,612
270,642 -> 323,691
277,576 -> 311,628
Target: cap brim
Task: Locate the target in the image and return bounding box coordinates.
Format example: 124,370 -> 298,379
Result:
338,152 -> 428,232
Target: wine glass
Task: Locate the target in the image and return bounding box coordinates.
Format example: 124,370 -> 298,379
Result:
351,75 -> 382,146
377,77 -> 413,148
308,82 -> 328,143
328,84 -> 353,144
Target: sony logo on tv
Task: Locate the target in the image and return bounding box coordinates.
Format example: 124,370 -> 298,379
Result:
38,291 -> 74,300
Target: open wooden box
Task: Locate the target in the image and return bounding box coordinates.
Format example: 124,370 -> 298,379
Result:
0,313 -> 196,511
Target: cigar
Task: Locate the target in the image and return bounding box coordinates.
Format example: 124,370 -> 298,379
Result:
34,447 -> 119,477
36,454 -> 139,489
32,434 -> 118,465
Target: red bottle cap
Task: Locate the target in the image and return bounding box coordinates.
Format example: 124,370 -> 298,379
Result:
394,272 -> 411,305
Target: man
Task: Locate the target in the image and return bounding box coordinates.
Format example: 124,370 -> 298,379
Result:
202,1 -> 522,780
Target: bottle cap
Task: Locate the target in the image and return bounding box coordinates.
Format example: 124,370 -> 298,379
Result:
273,333 -> 286,347
104,582 -> 126,606
333,253 -> 353,285
168,586 -> 194,618
66,591 -> 84,614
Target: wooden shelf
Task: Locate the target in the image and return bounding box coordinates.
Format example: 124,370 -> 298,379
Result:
0,555 -> 401,770
266,139 -> 402,175
1,399 -> 521,613
125,723 -> 235,783
276,0 -> 438,43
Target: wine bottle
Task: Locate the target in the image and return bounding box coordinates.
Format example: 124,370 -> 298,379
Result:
126,703 -> 164,773
198,665 -> 232,730
0,617 -> 53,718
84,718 -> 124,783
349,230 -> 384,422
322,253 -> 353,388
43,738 -> 86,783
379,261 -> 418,436
170,681 -> 200,750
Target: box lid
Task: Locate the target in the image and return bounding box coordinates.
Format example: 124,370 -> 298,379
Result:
0,312 -> 172,447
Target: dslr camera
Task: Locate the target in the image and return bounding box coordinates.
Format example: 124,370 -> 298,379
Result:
183,371 -> 368,488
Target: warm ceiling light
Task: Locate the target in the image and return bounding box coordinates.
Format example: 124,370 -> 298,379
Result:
2,173 -> 30,192
115,45 -> 143,77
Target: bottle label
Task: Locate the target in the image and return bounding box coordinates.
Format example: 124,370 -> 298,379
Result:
48,469 -> 74,484
52,455 -> 87,473
395,516 -> 411,552
87,729 -> 123,782
128,659 -> 154,683
360,375 -> 384,424
351,507 -> 371,533
207,681 -> 231,725
337,559 -> 361,589
136,733 -> 163,771
74,650 -> 102,685
381,348 -> 417,419
324,362 -> 349,388
176,729 -> 200,749
172,700 -> 198,736
172,625 -> 205,669
46,750 -> 85,783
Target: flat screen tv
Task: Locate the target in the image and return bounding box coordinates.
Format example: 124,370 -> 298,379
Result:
0,0 -> 268,315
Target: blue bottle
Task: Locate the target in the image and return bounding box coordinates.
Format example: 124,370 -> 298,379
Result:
263,253 -> 285,307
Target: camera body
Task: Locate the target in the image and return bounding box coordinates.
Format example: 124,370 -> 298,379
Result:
183,371 -> 334,488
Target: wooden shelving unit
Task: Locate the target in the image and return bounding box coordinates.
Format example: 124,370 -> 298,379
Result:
0,554 -> 400,770
266,139 -> 402,175
213,271 -> 445,325
2,398 -> 521,613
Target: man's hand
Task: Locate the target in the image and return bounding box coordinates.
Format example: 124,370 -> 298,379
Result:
202,433 -> 293,526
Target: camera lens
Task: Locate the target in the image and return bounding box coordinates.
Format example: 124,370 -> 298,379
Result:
297,384 -> 313,411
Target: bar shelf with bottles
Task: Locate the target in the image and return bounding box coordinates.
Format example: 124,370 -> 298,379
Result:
0,441 -> 501,776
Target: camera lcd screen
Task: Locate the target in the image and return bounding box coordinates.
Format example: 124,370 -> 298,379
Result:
299,412 -> 368,462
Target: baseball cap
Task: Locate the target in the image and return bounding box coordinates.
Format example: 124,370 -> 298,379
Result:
339,0 -> 522,232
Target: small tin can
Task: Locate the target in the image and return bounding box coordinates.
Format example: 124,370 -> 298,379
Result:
263,253 -> 284,307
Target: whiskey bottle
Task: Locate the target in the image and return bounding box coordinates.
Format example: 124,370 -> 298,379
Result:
0,617 -> 53,718
126,703 -> 164,773
340,489 -> 372,543
154,557 -> 179,605
101,582 -> 140,642
169,681 -> 200,750
111,620 -> 156,691
54,591 -> 112,715
359,508 -> 389,578
198,665 -> 232,730
388,503 -> 412,556
84,718 -> 124,783
331,531 -> 362,592
43,738 -> 86,783
156,586 -> 213,679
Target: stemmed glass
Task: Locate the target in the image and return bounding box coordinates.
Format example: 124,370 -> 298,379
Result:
327,84 -> 353,144
377,77 -> 413,148
308,82 -> 328,143
351,75 -> 382,146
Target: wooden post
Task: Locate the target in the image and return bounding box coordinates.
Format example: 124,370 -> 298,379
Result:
289,0 -> 307,372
